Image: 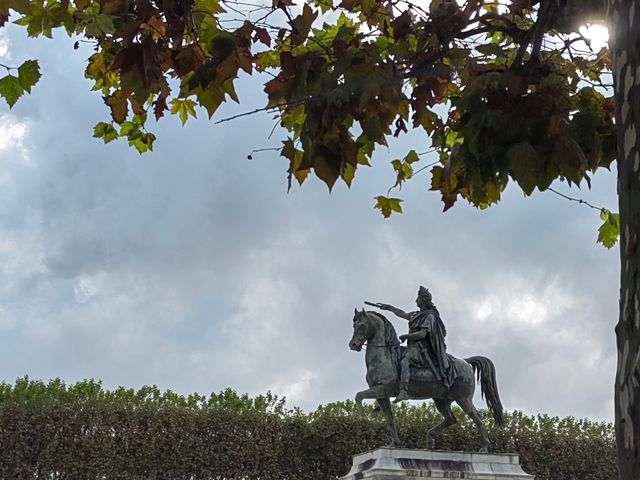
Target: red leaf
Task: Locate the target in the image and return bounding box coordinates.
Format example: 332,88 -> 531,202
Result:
442,193 -> 457,211
153,95 -> 168,121
173,44 -> 205,76
99,0 -> 129,16
254,27 -> 271,47
104,91 -> 128,123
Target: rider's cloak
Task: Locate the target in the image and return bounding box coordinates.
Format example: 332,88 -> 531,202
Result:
406,307 -> 456,388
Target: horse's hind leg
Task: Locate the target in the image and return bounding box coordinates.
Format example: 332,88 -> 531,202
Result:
377,398 -> 401,447
426,398 -> 457,449
456,396 -> 490,453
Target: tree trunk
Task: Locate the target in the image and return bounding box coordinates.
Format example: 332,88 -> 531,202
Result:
610,1 -> 640,478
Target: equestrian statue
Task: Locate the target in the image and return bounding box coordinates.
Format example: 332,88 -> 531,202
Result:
348,286 -> 504,452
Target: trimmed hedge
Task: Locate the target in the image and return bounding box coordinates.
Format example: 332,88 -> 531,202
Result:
0,377 -> 616,479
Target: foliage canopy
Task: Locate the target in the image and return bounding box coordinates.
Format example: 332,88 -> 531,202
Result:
0,0 -> 616,226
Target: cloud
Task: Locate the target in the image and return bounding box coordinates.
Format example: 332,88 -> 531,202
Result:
0,115 -> 27,151
0,25 -> 620,422
0,29 -> 10,59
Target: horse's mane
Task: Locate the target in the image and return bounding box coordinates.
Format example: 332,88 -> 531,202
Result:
365,310 -> 401,347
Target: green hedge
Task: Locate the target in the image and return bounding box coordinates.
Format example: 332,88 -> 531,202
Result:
0,377 -> 615,479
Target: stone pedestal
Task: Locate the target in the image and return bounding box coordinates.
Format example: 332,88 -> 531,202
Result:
340,447 -> 534,480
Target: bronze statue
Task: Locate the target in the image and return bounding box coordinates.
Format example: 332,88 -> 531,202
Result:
368,286 -> 455,402
349,287 -> 504,452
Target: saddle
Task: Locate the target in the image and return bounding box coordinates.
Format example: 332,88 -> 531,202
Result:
409,366 -> 437,383
408,354 -> 459,384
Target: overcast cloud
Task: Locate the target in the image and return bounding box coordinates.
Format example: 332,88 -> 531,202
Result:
0,25 -> 619,422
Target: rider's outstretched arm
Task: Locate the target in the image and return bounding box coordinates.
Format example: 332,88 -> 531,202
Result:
371,303 -> 412,320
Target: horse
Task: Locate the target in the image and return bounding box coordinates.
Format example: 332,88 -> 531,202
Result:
348,309 -> 504,452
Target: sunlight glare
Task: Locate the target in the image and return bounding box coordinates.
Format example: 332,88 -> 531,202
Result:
579,24 -> 609,51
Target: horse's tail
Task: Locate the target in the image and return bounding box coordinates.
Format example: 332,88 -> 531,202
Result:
465,356 -> 504,427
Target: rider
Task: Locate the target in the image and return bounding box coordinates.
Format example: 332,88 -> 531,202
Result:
371,286 -> 455,403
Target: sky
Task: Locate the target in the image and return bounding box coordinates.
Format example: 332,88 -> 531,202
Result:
0,22 -> 619,423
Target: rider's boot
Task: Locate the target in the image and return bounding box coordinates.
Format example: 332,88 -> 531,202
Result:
393,383 -> 410,403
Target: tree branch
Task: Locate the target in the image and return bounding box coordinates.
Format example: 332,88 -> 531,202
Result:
548,187 -> 605,211
214,99 -> 307,124
510,0 -> 559,70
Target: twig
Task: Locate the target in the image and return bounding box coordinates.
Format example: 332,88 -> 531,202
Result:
412,159 -> 440,176
214,98 -> 307,124
247,146 -> 281,159
386,158 -> 440,195
0,62 -> 17,72
548,187 -> 603,211
267,118 -> 280,139
215,106 -> 278,124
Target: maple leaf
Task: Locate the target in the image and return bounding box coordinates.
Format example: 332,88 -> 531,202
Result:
506,141 -> 541,196
104,91 -> 129,123
374,196 -> 403,218
170,98 -> 197,126
93,121 -> 119,143
173,45 -> 206,76
17,60 -> 41,93
193,86 -> 225,119
0,74 -> 24,108
129,132 -> 156,153
282,139 -> 309,190
254,27 -> 271,47
153,95 -> 168,121
100,0 -> 129,16
597,209 -> 620,249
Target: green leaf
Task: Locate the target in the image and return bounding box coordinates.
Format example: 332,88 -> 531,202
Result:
17,59 -> 41,93
255,51 -> 280,71
170,99 -> 198,126
119,121 -> 136,137
356,134 -> 374,166
290,4 -> 318,42
313,150 -> 340,191
129,132 -> 156,154
93,122 -> 119,144
14,3 -> 50,37
78,12 -> 116,37
310,0 -> 332,13
342,162 -> 355,187
475,44 -> 507,57
551,135 -> 588,185
0,74 -> 25,108
445,130 -> 463,148
374,195 -> 403,218
404,150 -> 419,164
597,209 -> 620,249
506,141 -> 541,196
391,154 -> 415,190
281,139 -> 309,190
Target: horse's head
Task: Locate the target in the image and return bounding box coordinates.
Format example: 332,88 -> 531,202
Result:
349,309 -> 372,352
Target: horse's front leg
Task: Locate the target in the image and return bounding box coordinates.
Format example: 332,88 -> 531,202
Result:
355,385 -> 386,417
355,385 -> 399,446
377,398 -> 401,447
